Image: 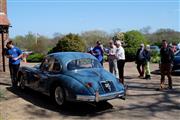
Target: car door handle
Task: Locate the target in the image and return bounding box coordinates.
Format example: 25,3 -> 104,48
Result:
25,70 -> 30,73
33,74 -> 40,80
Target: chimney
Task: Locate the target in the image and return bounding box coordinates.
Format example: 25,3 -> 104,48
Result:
0,0 -> 7,14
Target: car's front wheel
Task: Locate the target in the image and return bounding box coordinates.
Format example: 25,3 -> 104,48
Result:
52,85 -> 66,106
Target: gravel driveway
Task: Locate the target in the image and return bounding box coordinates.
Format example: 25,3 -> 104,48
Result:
0,62 -> 180,120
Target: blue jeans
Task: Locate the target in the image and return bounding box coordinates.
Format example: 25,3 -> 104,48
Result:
9,63 -> 20,87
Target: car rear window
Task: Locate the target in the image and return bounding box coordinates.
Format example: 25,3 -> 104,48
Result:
67,58 -> 102,70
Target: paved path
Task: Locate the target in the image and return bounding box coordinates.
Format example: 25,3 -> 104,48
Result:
0,62 -> 180,120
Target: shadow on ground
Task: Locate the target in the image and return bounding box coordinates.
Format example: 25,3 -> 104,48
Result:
151,69 -> 180,76
3,81 -> 180,120
6,87 -> 113,117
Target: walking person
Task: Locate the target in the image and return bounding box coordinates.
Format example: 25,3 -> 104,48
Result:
115,40 -> 125,84
108,40 -> 118,78
157,40 -> 174,90
135,43 -> 146,78
144,45 -> 151,80
6,41 -> 23,87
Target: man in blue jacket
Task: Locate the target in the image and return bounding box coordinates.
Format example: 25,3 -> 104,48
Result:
6,41 -> 23,87
92,41 -> 104,66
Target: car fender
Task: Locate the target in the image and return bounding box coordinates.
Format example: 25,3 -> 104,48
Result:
48,74 -> 95,99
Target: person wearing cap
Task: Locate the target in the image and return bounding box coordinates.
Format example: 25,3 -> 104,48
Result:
108,40 -> 118,78
6,41 -> 23,87
135,43 -> 146,78
144,45 -> 151,80
115,40 -> 125,84
92,41 -> 104,66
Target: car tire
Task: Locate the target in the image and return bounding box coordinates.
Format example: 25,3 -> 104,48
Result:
19,74 -> 26,90
52,85 -> 66,107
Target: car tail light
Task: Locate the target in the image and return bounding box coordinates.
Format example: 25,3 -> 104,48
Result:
85,82 -> 93,88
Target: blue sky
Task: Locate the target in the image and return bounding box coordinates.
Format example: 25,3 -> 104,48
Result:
7,0 -> 180,38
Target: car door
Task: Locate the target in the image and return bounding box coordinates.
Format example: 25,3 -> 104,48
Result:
43,58 -> 62,92
32,56 -> 53,92
34,56 -> 62,93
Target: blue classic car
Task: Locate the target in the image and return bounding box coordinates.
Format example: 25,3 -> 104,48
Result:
17,52 -> 125,106
172,50 -> 180,72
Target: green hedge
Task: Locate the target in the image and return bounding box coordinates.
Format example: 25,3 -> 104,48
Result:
150,51 -> 160,63
125,48 -> 137,61
48,33 -> 85,54
27,53 -> 45,62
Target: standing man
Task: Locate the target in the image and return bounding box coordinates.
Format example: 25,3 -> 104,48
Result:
135,44 -> 146,78
93,41 -> 104,66
116,40 -> 125,84
108,40 -> 118,78
158,40 -> 174,90
6,41 -> 23,87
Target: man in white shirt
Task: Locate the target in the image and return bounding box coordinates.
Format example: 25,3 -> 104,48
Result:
116,40 -> 125,84
108,40 -> 118,78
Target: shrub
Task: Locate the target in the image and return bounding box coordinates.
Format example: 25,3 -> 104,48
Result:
49,33 -> 85,53
27,53 -> 45,62
124,30 -> 148,61
124,48 -> 137,61
150,51 -> 160,63
103,53 -> 108,62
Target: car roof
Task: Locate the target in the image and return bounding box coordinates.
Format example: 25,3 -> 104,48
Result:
175,50 -> 180,56
48,52 -> 97,64
150,45 -> 159,48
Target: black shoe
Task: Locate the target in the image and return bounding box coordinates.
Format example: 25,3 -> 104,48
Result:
168,86 -> 173,90
144,75 -> 151,80
12,80 -> 18,88
155,88 -> 163,91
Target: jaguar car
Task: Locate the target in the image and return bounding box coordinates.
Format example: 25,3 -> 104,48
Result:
17,52 -> 125,106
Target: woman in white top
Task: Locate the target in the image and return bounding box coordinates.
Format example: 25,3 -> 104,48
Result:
115,40 -> 125,84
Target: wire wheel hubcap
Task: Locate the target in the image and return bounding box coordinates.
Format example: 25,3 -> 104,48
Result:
54,86 -> 64,105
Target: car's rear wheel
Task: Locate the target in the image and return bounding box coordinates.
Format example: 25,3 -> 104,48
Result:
19,74 -> 25,90
52,85 -> 66,106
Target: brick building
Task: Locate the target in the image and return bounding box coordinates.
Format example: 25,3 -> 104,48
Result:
0,0 -> 10,72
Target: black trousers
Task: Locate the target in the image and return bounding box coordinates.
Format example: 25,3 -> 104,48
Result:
117,60 -> 125,84
137,63 -> 145,77
9,63 -> 20,86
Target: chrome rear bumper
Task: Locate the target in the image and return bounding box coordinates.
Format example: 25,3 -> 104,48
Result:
76,91 -> 125,102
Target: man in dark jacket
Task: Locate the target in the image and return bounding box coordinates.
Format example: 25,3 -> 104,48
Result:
135,44 -> 146,78
158,40 -> 174,90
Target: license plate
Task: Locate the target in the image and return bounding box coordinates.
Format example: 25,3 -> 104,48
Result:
101,81 -> 112,92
